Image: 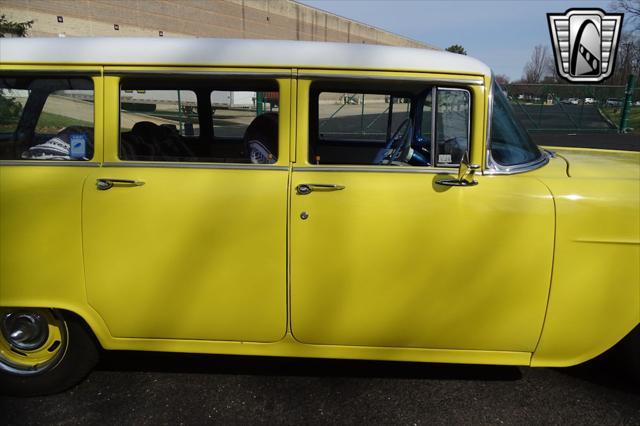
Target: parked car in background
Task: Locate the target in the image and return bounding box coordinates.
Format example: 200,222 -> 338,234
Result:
584,97 -> 596,105
606,98 -> 623,107
560,98 -> 579,105
0,37 -> 638,396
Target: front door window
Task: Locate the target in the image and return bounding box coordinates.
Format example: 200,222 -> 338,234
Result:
308,81 -> 470,167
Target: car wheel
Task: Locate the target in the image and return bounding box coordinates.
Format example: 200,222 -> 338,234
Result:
0,308 -> 99,396
617,326 -> 640,383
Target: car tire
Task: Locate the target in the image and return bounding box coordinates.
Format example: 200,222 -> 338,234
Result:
0,309 -> 100,396
618,325 -> 640,383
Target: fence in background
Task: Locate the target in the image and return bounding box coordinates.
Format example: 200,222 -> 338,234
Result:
505,77 -> 639,133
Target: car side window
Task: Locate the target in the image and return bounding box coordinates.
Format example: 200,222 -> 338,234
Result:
0,77 -> 95,161
211,90 -> 278,140
309,81 -> 470,167
119,78 -> 279,164
434,88 -> 470,166
489,83 -> 542,166
312,91 -> 410,165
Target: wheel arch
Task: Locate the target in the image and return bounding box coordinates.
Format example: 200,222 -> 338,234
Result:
0,301 -> 112,350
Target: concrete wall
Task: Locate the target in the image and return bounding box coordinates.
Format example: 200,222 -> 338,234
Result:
0,0 -> 436,49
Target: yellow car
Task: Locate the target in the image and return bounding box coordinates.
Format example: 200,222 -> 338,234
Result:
0,38 -> 638,396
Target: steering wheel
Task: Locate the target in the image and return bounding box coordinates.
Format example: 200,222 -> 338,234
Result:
373,117 -> 411,165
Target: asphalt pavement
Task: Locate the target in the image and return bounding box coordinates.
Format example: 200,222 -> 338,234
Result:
1,349 -> 639,425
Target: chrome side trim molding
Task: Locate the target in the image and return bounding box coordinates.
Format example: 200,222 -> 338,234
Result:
0,161 -> 100,167
292,166 -> 457,174
483,153 -> 550,175
102,162 -> 288,171
105,70 -> 291,78
483,75 -> 549,176
484,73 -> 495,169
299,73 -> 484,86
0,70 -> 100,76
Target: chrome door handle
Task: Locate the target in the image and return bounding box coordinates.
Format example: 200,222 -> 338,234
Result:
296,183 -> 346,195
96,178 -> 145,190
435,178 -> 478,187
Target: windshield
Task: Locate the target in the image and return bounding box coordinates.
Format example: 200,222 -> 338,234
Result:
489,80 -> 543,167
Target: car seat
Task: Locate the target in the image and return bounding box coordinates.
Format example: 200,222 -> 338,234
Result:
243,112 -> 278,164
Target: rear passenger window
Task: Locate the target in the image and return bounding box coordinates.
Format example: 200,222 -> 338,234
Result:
119,79 -> 279,164
0,77 -> 94,161
121,89 -> 199,137
211,90 -> 278,139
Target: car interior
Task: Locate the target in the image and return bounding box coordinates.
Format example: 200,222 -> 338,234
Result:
0,77 -> 96,160
0,77 -> 280,164
1,77 -> 469,167
119,78 -> 279,164
309,80 -> 469,167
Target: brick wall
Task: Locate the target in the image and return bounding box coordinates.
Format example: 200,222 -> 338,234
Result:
0,0 -> 436,49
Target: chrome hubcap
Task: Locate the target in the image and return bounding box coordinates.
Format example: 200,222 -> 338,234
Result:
0,308 -> 68,375
1,311 -> 49,351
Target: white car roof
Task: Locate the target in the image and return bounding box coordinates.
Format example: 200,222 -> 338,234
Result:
0,37 -> 491,77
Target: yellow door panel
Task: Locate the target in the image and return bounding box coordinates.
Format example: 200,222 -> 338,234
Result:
290,170 -> 554,351
0,166 -> 91,307
83,167 -> 288,342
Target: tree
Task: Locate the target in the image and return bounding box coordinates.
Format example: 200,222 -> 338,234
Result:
611,0 -> 640,30
494,74 -> 510,86
445,44 -> 467,55
522,45 -> 549,83
0,92 -> 21,126
0,14 -> 33,37
544,55 -> 560,83
0,15 -> 33,125
613,33 -> 640,84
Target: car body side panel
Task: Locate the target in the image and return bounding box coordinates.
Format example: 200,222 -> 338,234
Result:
289,77 -> 554,352
0,166 -> 90,309
531,149 -> 640,366
289,170 -> 555,351
1,62 -> 638,369
0,69 -> 103,317
80,73 -> 292,343
93,333 -> 532,365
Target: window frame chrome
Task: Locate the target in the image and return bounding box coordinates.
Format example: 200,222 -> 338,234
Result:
0,73 -> 97,163
309,82 -> 473,170
292,165 -> 458,174
433,86 -> 472,168
299,73 -> 484,86
0,160 -> 100,167
115,75 -> 284,166
483,75 -> 549,175
102,161 -> 287,170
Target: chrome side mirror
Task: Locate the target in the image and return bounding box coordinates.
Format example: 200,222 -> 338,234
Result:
437,152 -> 480,187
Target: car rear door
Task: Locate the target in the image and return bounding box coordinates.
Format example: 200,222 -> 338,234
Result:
82,71 -> 292,342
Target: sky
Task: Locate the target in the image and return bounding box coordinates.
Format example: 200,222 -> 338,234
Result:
297,0 -> 618,81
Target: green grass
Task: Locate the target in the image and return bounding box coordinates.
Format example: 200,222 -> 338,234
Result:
36,112 -> 92,133
601,106 -> 640,133
0,123 -> 18,132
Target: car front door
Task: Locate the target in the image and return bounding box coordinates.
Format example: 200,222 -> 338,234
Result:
290,73 -> 555,352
